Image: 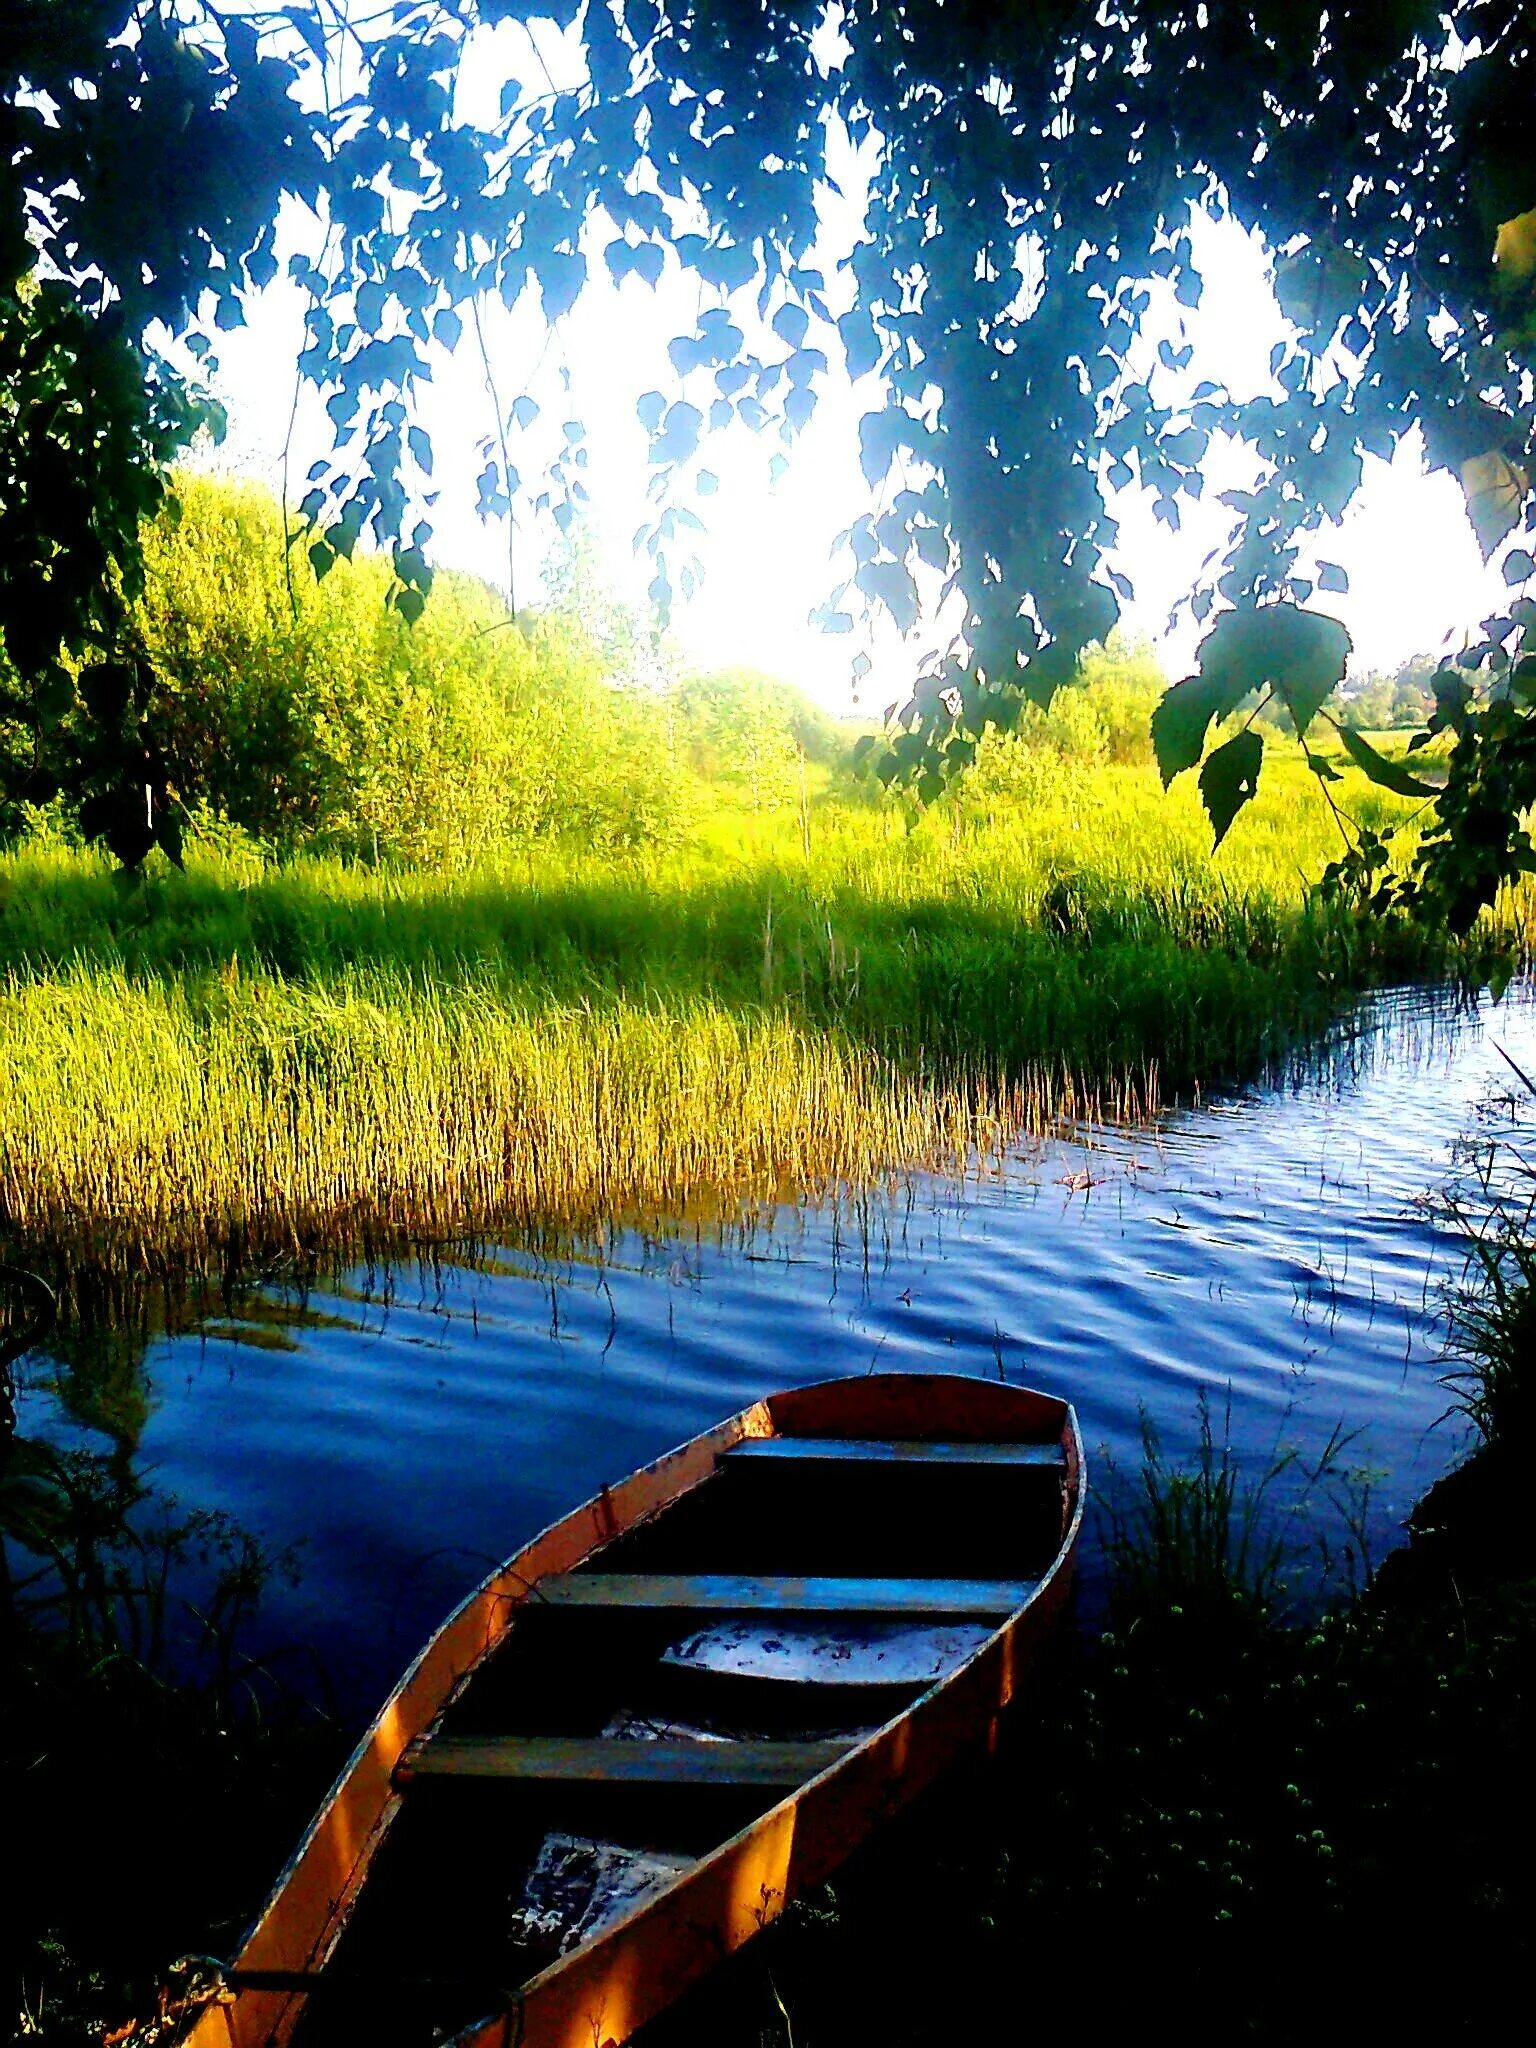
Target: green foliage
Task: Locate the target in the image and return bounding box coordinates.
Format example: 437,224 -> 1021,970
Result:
5,2 -> 1536,914
1197,731 -> 1265,850
1446,1231 -> 1536,1447
3,474 -> 845,862
674,668 -> 834,809
0,277 -> 223,864
1151,605 -> 1350,841
1439,1062 -> 1536,1448
918,636 -> 1166,805
1103,1397 -> 1365,1649
540,524 -> 672,694
1334,726 -> 1436,800
82,474 -> 698,861
1338,656 -> 1438,731
1320,654 -> 1536,931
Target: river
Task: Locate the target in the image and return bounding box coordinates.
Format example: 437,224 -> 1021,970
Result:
15,980 -> 1536,1710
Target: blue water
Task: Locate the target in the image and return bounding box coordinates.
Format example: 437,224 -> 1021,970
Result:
16,983 -> 1536,1709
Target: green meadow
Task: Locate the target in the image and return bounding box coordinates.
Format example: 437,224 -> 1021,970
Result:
0,475 -> 1525,1285
0,750 -> 1513,1287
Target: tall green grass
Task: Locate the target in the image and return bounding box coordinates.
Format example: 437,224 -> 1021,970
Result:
0,751 -> 1525,1283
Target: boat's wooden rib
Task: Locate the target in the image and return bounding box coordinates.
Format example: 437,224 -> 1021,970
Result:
723,1436 -> 1066,1468
395,1735 -> 851,1789
533,1572 -> 1037,1615
184,1372 -> 1085,2048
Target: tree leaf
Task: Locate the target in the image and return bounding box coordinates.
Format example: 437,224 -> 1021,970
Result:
1150,672 -> 1230,786
1336,725 -> 1437,797
1461,451 -> 1531,559
630,242 -> 665,288
653,402 -> 703,465
839,310 -> 880,380
1199,729 -> 1264,848
1196,601 -> 1351,738
856,557 -> 918,634
772,304 -> 809,349
539,251 -> 587,320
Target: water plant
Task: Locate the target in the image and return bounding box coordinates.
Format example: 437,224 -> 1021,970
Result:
1439,1058 -> 1536,1450
1098,1395 -> 1373,1646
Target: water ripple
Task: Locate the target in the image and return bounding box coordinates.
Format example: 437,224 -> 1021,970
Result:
24,981 -> 1536,1704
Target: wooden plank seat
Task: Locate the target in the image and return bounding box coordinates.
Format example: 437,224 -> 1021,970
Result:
724,1436 -> 1066,1468
396,1735 -> 851,1790
530,1573 -> 1036,1616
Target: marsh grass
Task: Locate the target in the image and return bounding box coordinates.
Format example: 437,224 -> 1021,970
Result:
1444,1218 -> 1536,1445
0,966 -> 1148,1299
1437,1056 -> 1536,1449
0,754 -> 1524,1284
1105,1401 -> 1315,1638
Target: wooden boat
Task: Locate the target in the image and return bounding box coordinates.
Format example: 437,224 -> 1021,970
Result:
185,1372 -> 1084,2048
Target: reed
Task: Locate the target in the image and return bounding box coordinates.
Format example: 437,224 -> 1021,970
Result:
0,964 -> 1152,1290
1438,1057 -> 1536,1449
0,753 -> 1524,1283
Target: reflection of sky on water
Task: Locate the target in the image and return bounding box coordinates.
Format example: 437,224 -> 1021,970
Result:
18,983 -> 1536,1709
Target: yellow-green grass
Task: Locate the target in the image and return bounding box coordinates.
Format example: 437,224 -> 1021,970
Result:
0,969 -> 1131,1286
0,750 -> 1525,1285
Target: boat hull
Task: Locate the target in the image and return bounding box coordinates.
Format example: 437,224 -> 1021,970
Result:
191,1373 -> 1084,2048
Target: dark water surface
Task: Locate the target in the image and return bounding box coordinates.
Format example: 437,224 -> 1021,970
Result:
19,983 -> 1536,1710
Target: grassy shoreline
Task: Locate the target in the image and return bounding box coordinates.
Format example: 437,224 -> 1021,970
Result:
2,757 -> 1522,1286
7,933 -> 1532,2043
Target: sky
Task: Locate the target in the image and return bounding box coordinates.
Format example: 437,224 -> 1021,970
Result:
187,25 -> 1517,717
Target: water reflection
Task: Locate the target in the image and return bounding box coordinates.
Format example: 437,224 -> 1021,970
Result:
8,981 -> 1535,1710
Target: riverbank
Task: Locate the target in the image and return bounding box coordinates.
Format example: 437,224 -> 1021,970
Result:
2,758 -> 1521,1294
5,706 -> 1533,2038
636,1420 -> 1536,2044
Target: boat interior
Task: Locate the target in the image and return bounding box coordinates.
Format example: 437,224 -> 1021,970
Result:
282,1405 -> 1075,2045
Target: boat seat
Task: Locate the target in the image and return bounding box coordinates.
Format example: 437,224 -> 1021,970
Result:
723,1436 -> 1066,1468
395,1734 -> 850,1790
530,1573 -> 1036,1617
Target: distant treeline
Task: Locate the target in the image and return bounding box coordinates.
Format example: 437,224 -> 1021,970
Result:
1246,652 -> 1438,736
8,472 -> 1431,870
0,475 -> 849,864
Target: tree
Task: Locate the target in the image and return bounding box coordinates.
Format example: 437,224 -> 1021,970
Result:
3,4 -> 1534,923
1339,659 -> 1438,733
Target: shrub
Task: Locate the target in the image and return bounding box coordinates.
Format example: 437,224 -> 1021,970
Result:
124,474 -> 693,861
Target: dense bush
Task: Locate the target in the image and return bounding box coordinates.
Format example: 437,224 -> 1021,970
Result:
127,476 -> 708,861
673,667 -> 830,809
1,477 -> 854,865
959,633 -> 1167,807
